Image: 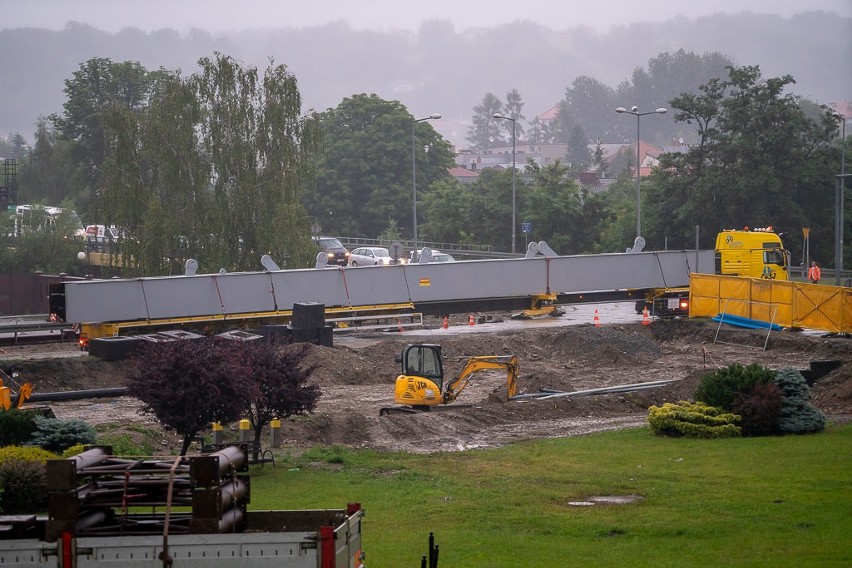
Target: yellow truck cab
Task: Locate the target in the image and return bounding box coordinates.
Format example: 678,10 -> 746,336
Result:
637,226 -> 790,316
714,227 -> 789,280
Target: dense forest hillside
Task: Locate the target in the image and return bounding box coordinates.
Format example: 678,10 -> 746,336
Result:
1,10 -> 849,147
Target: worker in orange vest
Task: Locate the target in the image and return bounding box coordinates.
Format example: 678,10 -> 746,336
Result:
807,261 -> 821,284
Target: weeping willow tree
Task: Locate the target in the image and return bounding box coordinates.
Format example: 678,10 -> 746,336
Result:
100,54 -> 319,275
195,54 -> 319,272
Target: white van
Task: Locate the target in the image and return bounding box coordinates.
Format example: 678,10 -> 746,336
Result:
12,205 -> 86,238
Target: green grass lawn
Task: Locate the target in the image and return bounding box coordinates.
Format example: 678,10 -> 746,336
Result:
248,424 -> 852,567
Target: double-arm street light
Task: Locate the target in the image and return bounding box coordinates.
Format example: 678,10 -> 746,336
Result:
412,113 -> 441,257
493,112 -> 517,253
615,105 -> 667,243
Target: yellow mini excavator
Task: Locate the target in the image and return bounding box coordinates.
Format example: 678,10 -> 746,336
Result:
380,344 -> 518,415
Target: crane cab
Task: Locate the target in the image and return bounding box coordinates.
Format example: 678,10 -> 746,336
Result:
394,344 -> 446,408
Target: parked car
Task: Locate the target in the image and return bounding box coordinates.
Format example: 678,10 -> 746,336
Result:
410,249 -> 456,263
314,236 -> 350,266
349,246 -> 399,266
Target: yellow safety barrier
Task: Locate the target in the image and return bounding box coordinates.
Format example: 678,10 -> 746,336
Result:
690,274 -> 851,334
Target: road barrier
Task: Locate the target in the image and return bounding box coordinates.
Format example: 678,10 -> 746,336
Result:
690,274 -> 851,334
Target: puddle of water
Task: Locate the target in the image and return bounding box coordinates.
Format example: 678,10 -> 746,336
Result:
568,495 -> 643,506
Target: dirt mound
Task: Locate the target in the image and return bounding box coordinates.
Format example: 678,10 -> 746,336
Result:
4,355 -> 131,391
6,319 -> 851,454
811,366 -> 852,415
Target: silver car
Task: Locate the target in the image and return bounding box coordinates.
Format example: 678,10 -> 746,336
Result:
409,249 -> 456,263
349,246 -> 401,266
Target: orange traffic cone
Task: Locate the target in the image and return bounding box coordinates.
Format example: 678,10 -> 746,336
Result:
593,309 -> 601,327
642,306 -> 651,326
442,316 -> 449,329
468,314 -> 475,326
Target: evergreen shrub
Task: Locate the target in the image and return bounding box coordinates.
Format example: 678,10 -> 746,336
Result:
648,401 -> 742,438
694,363 -> 776,410
0,446 -> 57,515
61,444 -> 88,458
0,445 -> 57,466
774,368 -> 825,434
0,409 -> 39,446
732,382 -> 782,437
30,415 -> 97,453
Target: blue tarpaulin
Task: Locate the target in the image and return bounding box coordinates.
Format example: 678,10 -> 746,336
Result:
711,313 -> 783,331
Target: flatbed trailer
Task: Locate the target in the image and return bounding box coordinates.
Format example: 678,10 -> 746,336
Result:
0,445 -> 364,567
1,507 -> 364,568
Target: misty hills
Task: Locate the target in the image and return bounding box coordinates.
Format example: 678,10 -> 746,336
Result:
1,10 -> 849,148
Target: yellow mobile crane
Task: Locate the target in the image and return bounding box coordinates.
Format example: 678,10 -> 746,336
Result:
380,344 -> 518,415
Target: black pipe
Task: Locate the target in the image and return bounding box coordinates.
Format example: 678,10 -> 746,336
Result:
28,387 -> 130,403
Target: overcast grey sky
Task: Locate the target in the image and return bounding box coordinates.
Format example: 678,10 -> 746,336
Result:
4,0 -> 851,34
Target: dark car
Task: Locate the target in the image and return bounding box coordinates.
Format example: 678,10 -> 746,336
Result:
315,236 -> 350,266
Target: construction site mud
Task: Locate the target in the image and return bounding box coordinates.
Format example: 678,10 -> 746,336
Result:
4,317 -> 851,455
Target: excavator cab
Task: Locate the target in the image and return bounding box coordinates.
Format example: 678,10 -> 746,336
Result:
394,344 -> 446,409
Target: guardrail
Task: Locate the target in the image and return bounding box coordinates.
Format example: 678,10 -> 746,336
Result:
337,237 -> 523,259
0,314 -> 76,342
789,267 -> 852,286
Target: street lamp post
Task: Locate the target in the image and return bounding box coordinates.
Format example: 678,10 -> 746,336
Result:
833,111 -> 847,286
412,113 -> 441,259
615,106 -> 667,243
493,113 -> 517,253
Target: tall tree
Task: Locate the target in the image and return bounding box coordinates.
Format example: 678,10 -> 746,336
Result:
419,178 -> 470,244
564,124 -> 591,176
94,54 -> 320,275
526,116 -> 546,144
646,65 -> 838,259
52,58 -> 152,216
9,134 -> 28,159
520,161 -> 583,253
500,89 -> 526,142
563,77 -> 619,142
18,119 -> 74,206
463,167 -> 518,251
594,173 -> 642,252
619,50 -> 733,145
308,94 -> 453,240
549,100 -> 574,144
466,93 -> 504,149
194,54 -> 320,272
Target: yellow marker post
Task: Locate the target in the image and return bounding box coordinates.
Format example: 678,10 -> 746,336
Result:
270,418 -> 281,448
212,421 -> 224,446
239,419 -> 251,442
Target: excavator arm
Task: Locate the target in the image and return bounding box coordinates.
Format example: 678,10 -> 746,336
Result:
443,355 -> 518,404
13,382 -> 33,409
1,370 -> 33,410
